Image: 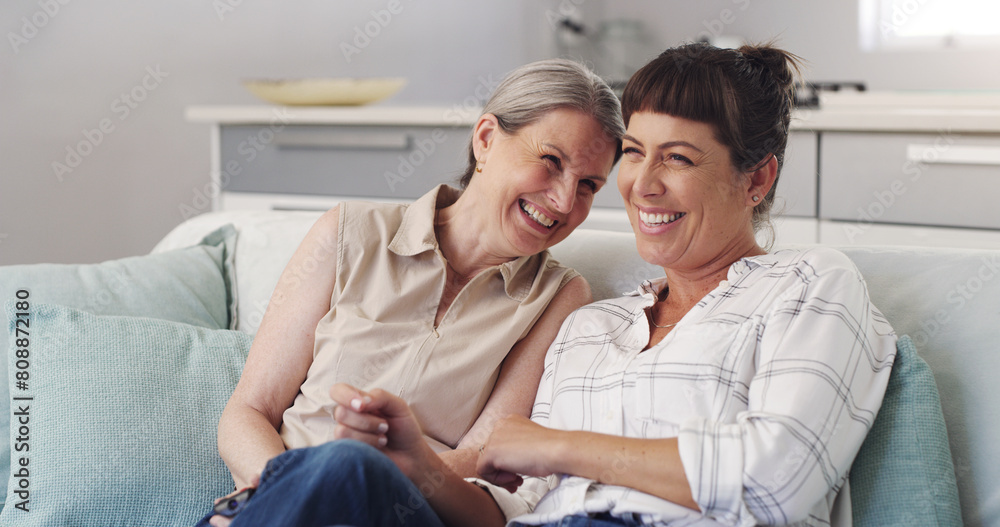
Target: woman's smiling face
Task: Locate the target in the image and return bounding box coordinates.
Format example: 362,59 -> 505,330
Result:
617,111 -> 758,271
472,107 -> 618,257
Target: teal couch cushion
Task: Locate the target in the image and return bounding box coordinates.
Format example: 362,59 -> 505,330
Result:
850,335 -> 962,526
1,303 -> 250,526
0,225 -> 237,512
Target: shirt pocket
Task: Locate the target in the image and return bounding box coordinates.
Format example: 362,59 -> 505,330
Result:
630,319 -> 757,437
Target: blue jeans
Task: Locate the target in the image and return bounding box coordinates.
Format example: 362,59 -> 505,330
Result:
194,440 -> 446,527
512,513 -> 639,527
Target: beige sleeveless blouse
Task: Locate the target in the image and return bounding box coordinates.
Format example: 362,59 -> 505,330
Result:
279,185 -> 580,452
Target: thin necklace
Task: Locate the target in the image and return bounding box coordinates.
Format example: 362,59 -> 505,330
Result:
649,316 -> 678,329
648,302 -> 679,329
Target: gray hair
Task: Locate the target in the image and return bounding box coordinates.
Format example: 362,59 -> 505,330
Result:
459,59 -> 625,188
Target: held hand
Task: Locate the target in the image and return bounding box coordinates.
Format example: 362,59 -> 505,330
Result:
328,383 -> 433,477
476,415 -> 564,491
328,385 -> 392,448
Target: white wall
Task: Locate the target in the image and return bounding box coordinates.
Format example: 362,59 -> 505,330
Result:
0,0 -> 549,265
2,1 -> 996,265
606,0 -> 1000,91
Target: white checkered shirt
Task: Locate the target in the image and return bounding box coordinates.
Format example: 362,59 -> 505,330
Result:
472,248 -> 897,527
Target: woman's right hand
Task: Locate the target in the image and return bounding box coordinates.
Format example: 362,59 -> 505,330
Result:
328,383 -> 435,478
329,383 -> 510,527
476,415 -> 566,493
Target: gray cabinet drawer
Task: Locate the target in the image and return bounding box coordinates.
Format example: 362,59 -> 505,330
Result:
220,124 -> 471,199
820,132 -> 1000,229
779,131 -> 818,217
219,124 -> 818,218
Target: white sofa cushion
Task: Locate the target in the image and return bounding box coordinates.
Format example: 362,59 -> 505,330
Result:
154,210 -> 321,335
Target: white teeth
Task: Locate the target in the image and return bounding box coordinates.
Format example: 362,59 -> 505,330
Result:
520,200 -> 556,228
638,210 -> 685,226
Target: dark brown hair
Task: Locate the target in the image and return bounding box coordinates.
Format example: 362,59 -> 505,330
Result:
621,41 -> 802,233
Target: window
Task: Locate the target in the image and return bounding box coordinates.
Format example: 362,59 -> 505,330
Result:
859,0 -> 1000,50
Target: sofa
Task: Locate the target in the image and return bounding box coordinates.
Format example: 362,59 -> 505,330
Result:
1,208 -> 996,526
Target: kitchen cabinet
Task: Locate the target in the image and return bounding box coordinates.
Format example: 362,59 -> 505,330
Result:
186,94 -> 1000,249
219,123 -> 469,200
188,106 -> 475,214
819,132 -> 1000,230
797,93 -> 1000,248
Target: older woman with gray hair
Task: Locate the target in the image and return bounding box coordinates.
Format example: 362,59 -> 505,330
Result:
196,58 -> 624,526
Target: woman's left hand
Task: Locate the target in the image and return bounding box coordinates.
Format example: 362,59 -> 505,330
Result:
328,383 -> 435,478
476,415 -> 567,492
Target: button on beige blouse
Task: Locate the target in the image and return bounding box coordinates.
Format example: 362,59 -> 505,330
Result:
279,185 -> 580,452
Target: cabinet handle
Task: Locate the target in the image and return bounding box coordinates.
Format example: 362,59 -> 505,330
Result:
271,205 -> 331,212
275,132 -> 411,151
906,144 -> 1000,166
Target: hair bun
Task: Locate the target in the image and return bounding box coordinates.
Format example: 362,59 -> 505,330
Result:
737,44 -> 801,92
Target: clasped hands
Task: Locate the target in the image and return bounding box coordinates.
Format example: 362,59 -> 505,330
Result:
208,383 -> 558,527
328,382 -> 562,493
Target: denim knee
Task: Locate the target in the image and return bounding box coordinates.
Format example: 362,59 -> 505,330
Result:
297,440 -> 401,488
315,440 -> 393,472
239,440 -> 444,527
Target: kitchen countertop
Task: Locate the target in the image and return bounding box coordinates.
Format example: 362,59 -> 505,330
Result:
793,92 -> 1000,133
186,92 -> 1000,134
184,105 -> 481,127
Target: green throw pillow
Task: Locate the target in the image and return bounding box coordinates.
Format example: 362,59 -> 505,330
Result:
0,224 -> 237,512
1,303 -> 250,526
850,335 -> 962,526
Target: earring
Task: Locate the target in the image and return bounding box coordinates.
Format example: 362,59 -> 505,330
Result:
475,163 -> 483,173
752,195 -> 760,202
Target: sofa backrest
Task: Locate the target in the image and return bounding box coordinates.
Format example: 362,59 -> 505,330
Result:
836,245 -> 1000,527
155,212 -> 1000,527
154,210 -> 322,334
